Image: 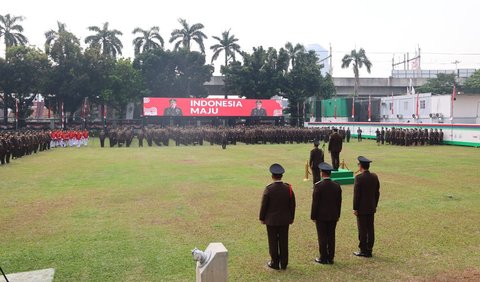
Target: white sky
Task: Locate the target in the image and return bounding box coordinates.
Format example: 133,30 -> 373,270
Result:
2,0 -> 479,77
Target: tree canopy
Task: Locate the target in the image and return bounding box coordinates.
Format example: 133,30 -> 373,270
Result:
417,73 -> 456,94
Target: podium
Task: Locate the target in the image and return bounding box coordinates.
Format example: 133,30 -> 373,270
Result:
330,169 -> 355,185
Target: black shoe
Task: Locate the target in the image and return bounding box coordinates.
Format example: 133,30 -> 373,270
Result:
267,261 -> 280,270
353,251 -> 372,257
314,257 -> 329,264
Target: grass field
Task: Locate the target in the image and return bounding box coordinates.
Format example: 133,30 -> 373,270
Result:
1,139 -> 479,281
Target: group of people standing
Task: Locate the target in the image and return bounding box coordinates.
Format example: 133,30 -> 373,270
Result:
97,125 -> 341,148
0,130 -> 52,165
49,129 -> 89,148
375,127 -> 444,146
260,125 -> 380,271
259,156 -> 380,270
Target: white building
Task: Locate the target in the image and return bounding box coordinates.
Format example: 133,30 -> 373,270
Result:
380,93 -> 480,124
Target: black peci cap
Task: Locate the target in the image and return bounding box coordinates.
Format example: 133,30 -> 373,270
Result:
318,162 -> 334,172
269,163 -> 285,175
313,139 -> 320,146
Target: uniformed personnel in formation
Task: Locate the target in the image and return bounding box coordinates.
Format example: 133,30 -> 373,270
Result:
383,127 -> 444,146
311,162 -> 342,265
98,125 -> 342,149
259,163 -> 296,270
0,130 -> 52,165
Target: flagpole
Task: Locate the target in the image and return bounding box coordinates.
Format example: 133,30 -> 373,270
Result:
368,95 -> 371,121
15,98 -> 19,130
351,95 -> 355,120
450,84 -> 456,122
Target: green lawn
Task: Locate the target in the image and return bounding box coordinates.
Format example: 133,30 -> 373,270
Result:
1,139 -> 479,281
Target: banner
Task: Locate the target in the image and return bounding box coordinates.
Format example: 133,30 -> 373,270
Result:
143,97 -> 283,117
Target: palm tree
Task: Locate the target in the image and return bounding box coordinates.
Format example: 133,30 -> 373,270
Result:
169,18 -> 207,53
85,22 -> 123,58
210,29 -> 241,67
132,26 -> 164,56
44,22 -> 81,61
0,14 -> 28,57
341,48 -> 372,96
284,42 -> 305,68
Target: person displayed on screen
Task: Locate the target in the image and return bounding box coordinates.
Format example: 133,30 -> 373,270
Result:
251,100 -> 267,116
163,99 -> 183,116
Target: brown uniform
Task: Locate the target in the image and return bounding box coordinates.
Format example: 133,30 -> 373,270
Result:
311,178 -> 342,263
259,181 -> 296,270
309,147 -> 324,184
353,171 -> 380,255
328,132 -> 343,170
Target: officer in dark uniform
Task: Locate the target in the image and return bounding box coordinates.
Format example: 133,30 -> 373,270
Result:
163,99 -> 183,116
346,128 -> 351,143
311,162 -> 342,264
259,164 -> 296,270
309,139 -> 324,185
353,156 -> 380,258
251,100 -> 267,116
328,128 -> 343,170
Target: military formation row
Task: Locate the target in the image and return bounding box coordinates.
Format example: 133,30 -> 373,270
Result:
0,130 -> 52,165
97,126 -> 340,148
374,127 -> 444,146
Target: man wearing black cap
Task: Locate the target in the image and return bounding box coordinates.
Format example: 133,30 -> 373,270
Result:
163,99 -> 183,116
309,139 -> 324,185
311,162 -> 342,264
259,164 -> 296,270
353,156 -> 380,258
328,128 -> 343,170
251,100 -> 267,116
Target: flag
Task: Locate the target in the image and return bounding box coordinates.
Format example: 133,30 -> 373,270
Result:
368,95 -> 371,121
82,97 -> 88,118
61,101 -> 65,129
351,95 -> 355,119
451,84 -> 457,119
391,92 -> 394,115
48,100 -> 51,118
103,104 -> 107,119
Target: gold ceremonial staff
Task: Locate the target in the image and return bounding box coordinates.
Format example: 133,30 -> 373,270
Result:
303,160 -> 311,181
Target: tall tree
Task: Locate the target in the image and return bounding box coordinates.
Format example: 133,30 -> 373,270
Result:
341,48 -> 372,97
223,46 -> 287,99
85,22 -> 123,59
133,48 -> 213,98
210,29 -> 241,68
44,22 -> 86,119
0,46 -> 50,127
169,18 -> 207,53
103,58 -> 143,117
0,14 -> 28,57
284,42 -> 304,69
45,22 -> 81,62
132,26 -> 164,56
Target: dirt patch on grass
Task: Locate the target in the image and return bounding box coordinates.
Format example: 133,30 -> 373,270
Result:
410,268 -> 480,281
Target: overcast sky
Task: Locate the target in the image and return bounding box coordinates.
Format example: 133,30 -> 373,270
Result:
2,0 -> 479,77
